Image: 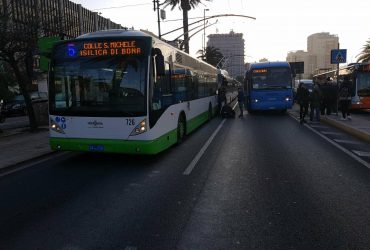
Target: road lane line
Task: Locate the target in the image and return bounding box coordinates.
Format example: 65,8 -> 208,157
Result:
352,150 -> 370,157
333,139 -> 363,145
288,112 -> 370,169
0,152 -> 71,178
183,119 -> 226,175
183,102 -> 237,175
321,131 -> 342,135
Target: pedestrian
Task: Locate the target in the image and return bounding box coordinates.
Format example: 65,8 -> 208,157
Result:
310,84 -> 322,122
320,77 -> 331,115
338,76 -> 352,120
327,80 -> 338,115
217,86 -> 226,115
237,87 -> 245,118
296,82 -> 310,124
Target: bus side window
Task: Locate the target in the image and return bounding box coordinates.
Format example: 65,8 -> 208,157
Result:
157,63 -> 173,108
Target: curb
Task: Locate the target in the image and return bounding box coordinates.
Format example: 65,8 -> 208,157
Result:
0,150 -> 60,177
321,117 -> 370,143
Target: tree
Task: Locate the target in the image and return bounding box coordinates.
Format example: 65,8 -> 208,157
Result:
197,46 -> 223,67
259,58 -> 269,62
163,0 -> 211,53
0,4 -> 41,131
357,38 -> 370,63
0,62 -> 17,101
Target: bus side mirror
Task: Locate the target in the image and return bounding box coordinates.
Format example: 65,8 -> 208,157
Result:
153,48 -> 165,76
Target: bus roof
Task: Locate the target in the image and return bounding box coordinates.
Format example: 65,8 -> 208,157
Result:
77,29 -> 151,39
249,61 -> 290,69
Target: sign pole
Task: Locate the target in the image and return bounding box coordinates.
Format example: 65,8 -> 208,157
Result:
336,42 -> 340,115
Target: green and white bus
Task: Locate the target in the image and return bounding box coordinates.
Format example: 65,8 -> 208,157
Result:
48,29 -> 236,154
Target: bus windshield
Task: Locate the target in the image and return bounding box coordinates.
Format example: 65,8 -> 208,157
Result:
251,67 -> 292,90
49,55 -> 147,117
357,72 -> 370,97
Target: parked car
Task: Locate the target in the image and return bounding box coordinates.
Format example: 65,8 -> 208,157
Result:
4,92 -> 48,117
4,95 -> 27,116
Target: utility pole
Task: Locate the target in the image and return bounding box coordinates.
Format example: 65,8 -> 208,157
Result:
153,0 -> 161,38
203,9 -> 209,54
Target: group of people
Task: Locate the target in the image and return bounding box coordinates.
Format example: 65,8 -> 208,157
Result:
296,76 -> 352,124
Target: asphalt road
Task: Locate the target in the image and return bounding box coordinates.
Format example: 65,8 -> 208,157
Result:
0,111 -> 370,249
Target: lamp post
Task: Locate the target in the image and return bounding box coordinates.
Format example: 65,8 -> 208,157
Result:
203,9 -> 209,54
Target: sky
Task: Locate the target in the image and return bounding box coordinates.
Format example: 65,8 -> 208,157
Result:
71,0 -> 370,64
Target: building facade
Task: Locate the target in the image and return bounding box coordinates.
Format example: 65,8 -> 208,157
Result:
207,31 -> 245,78
307,32 -> 338,74
0,0 -> 122,40
286,32 -> 339,79
0,0 -> 123,93
286,50 -> 310,79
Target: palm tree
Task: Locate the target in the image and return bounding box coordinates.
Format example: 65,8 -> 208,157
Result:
197,46 -> 223,67
163,0 -> 211,53
357,38 -> 370,63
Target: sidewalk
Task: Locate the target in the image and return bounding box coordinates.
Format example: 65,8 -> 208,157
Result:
0,127 -> 53,171
289,104 -> 370,142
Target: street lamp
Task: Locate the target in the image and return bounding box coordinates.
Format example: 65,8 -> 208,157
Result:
203,9 -> 209,53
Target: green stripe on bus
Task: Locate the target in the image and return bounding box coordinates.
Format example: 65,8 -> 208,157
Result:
50,109 -> 214,154
187,110 -> 210,134
50,129 -> 178,155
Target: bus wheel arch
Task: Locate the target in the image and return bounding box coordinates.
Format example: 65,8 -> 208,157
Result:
177,111 -> 187,144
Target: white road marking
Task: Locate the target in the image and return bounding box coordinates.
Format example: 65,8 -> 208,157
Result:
183,102 -> 237,176
352,150 -> 370,157
288,112 -> 370,169
183,119 -> 226,175
0,152 -> 71,178
333,139 -> 363,145
310,125 -> 327,129
321,131 -> 342,135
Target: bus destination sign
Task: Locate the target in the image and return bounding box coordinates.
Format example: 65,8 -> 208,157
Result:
253,69 -> 267,74
70,40 -> 143,57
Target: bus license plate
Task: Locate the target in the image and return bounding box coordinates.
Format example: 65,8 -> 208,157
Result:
88,145 -> 104,151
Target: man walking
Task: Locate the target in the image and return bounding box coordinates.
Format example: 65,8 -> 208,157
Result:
237,87 -> 245,118
296,82 -> 310,124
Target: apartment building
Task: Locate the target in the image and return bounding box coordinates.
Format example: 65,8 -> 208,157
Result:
207,31 -> 245,78
286,32 -> 339,78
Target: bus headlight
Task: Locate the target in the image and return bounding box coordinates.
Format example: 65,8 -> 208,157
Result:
50,118 -> 65,134
253,99 -> 259,103
285,96 -> 292,102
130,119 -> 147,136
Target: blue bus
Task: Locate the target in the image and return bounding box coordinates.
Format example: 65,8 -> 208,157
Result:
244,61 -> 294,113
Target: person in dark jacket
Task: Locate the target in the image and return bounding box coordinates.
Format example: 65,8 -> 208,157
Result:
237,87 -> 245,118
217,86 -> 227,115
320,77 -> 331,115
338,76 -> 352,120
296,82 -> 310,124
310,84 -> 322,122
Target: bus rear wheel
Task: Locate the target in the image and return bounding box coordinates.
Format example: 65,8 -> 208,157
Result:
177,115 -> 186,144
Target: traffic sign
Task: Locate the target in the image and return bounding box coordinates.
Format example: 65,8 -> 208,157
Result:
289,61 -> 304,74
331,49 -> 347,64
